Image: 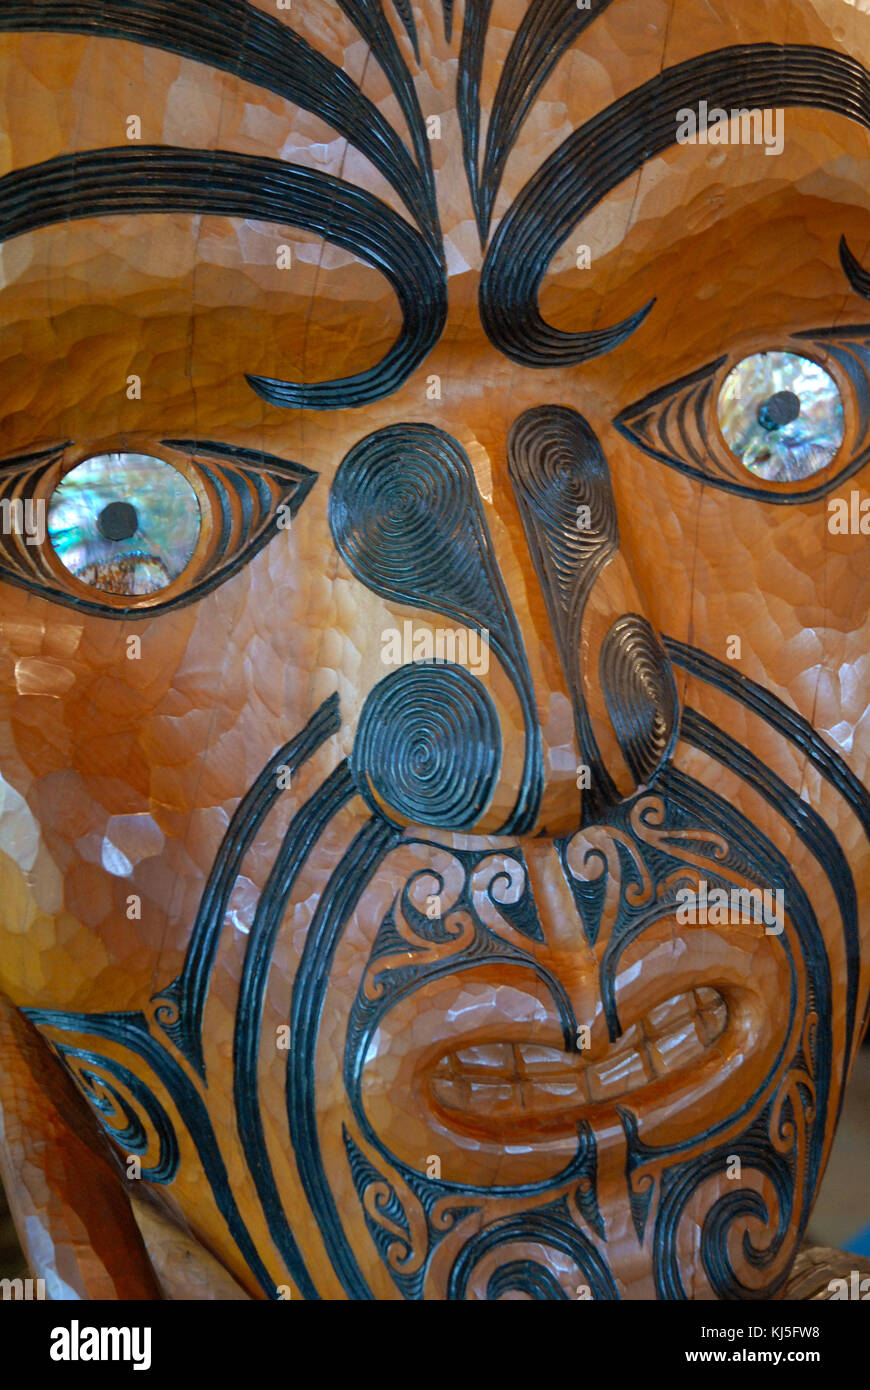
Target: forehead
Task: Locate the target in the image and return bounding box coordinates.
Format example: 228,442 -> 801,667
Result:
0,0 -> 869,459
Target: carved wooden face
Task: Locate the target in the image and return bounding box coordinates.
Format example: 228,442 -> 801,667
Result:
0,0 -> 868,1300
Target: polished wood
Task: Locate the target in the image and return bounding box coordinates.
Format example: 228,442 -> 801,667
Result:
0,0 -> 868,1300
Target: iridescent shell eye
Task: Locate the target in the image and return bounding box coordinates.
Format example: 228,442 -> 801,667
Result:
47,453 -> 201,596
717,352 -> 844,482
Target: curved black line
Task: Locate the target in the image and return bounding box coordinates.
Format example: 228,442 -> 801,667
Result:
336,0 -> 437,227
55,1043 -> 180,1184
477,0 -> 617,236
481,45 -> 870,368
457,0 -> 494,241
153,693 -> 341,1077
447,1207 -> 619,1300
329,423 -> 543,834
680,706 -> 859,1073
0,147 -> 447,412
663,637 -> 870,840
287,815 -> 402,1300
0,0 -> 437,240
24,1009 -> 282,1300
234,763 -> 355,1293
840,235 -> 870,301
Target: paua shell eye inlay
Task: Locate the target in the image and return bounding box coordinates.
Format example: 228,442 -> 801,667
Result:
47,453 -> 201,596
717,352 -> 844,482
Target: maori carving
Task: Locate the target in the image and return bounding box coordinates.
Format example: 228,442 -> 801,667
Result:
0,0 -> 867,1308
330,424 -> 542,834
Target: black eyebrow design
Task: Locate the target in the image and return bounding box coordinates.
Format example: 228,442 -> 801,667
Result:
0,146 -> 446,410
480,44 -> 870,369
0,0 -> 439,243
459,0 -> 617,242
840,235 -> 870,299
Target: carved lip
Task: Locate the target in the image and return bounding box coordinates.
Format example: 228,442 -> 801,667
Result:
425,986 -> 727,1138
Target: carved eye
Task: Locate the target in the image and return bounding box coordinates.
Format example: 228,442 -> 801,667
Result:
716,352 -> 843,482
47,453 -> 201,596
614,327 -> 870,503
0,440 -> 316,616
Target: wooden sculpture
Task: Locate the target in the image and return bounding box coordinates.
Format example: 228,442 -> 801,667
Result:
0,0 -> 868,1301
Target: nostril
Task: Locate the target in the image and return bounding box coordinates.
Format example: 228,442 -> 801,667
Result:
599,614 -> 679,788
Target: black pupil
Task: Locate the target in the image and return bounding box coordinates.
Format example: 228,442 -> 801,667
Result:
97,500 -> 139,542
757,390 -> 801,431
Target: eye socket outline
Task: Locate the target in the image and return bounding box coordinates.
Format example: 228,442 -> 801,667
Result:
613,331 -> 870,504
35,447 -> 213,611
0,438 -> 317,617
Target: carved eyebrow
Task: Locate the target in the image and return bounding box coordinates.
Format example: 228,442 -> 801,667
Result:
480,44 -> 870,370
0,147 -> 447,411
0,0 -> 437,239
459,0 -> 618,241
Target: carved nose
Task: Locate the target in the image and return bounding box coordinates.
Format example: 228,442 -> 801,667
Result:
508,406 -> 678,825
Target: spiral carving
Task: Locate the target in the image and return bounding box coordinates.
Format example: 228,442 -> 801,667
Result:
352,663 -> 501,830
508,406 -> 619,816
507,406 -> 618,609
330,423 -> 541,833
599,614 -> 678,785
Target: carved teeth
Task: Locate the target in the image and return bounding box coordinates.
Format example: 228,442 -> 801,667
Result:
430,988 -> 727,1116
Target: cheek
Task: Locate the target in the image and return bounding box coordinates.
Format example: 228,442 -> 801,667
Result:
0,540 -> 335,1008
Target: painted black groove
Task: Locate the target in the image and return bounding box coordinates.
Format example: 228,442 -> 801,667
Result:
287,814 -> 402,1301
0,0 -> 438,240
24,1009 -> 282,1299
152,693 -> 341,1077
447,1205 -> 620,1300
664,637 -> 870,840
336,0 -> 437,230
457,0 -> 494,241
600,614 -> 678,786
329,423 -> 543,834
680,705 -> 859,1070
0,146 -> 446,411
164,439 -> 318,490
353,663 -> 502,829
840,235 -> 870,300
476,0 -> 617,237
234,763 -> 355,1298
481,45 -> 870,368
507,405 -> 619,820
389,0 -> 420,61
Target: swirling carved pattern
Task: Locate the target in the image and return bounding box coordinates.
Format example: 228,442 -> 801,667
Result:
447,1202 -> 620,1301
599,614 -> 678,786
25,1008 -> 280,1298
508,406 -> 619,819
653,1116 -> 797,1300
353,663 -> 501,829
55,1045 -> 179,1184
329,424 -> 542,833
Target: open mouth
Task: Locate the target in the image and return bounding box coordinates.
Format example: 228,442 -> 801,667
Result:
427,987 -> 727,1133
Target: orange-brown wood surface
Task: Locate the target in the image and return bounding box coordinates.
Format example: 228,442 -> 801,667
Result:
0,0 -> 867,1299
